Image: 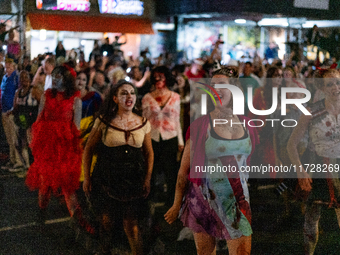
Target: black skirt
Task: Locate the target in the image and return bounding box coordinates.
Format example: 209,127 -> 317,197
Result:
91,143 -> 148,218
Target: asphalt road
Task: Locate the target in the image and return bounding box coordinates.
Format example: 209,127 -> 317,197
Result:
1,162 -> 339,255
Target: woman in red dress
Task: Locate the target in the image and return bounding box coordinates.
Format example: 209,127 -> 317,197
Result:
26,65 -> 85,224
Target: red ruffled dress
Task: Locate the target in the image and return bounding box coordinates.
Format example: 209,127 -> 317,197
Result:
26,89 -> 82,195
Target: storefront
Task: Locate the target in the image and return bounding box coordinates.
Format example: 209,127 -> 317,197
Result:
156,0 -> 340,63
176,18 -> 281,64
175,16 -> 340,64
25,0 -> 155,60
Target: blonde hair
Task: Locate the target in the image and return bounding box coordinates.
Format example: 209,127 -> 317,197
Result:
315,69 -> 340,89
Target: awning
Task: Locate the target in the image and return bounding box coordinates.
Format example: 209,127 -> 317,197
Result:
27,13 -> 154,34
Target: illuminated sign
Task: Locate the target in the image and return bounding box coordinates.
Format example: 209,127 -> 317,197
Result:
99,0 -> 144,16
294,0 -> 329,10
36,0 -> 90,12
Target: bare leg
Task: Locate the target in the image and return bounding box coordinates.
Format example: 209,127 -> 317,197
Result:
38,188 -> 51,209
123,216 -> 143,255
193,232 -> 216,255
63,192 -> 78,216
99,212 -> 113,254
227,235 -> 251,255
64,191 -> 96,235
304,203 -> 322,255
37,188 -> 51,225
335,208 -> 340,228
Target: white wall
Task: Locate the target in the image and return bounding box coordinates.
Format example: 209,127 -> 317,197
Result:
30,37 -> 57,57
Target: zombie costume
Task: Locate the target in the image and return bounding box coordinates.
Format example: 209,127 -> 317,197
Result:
180,114 -> 259,240
90,116 -> 151,217
26,89 -> 82,196
302,99 -> 340,255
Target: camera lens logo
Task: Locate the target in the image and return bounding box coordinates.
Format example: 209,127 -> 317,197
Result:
197,82 -> 222,115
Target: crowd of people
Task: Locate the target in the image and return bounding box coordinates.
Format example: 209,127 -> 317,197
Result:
1,30 -> 340,255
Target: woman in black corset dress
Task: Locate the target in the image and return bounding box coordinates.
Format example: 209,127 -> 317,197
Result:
83,80 -> 154,255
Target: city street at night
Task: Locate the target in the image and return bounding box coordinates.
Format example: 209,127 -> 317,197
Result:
1,0 -> 340,254
1,164 -> 340,254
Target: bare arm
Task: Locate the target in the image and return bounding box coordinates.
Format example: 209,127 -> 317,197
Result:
121,34 -> 127,44
87,69 -> 96,89
73,97 -> 82,129
38,94 -> 46,115
285,51 -> 295,68
7,89 -> 19,115
99,56 -> 109,72
134,70 -> 150,88
32,66 -> 44,86
31,85 -> 44,102
164,139 -> 191,224
83,119 -> 103,196
287,114 -> 312,191
142,132 -> 154,197
207,43 -> 218,64
174,95 -> 184,150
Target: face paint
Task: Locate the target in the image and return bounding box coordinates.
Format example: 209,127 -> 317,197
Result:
113,84 -> 136,111
52,73 -> 64,90
76,73 -> 87,90
154,72 -> 166,89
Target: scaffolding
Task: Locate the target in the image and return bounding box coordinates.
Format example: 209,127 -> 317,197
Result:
0,0 -> 26,58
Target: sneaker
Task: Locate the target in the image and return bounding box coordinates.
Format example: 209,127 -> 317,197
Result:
1,162 -> 13,170
9,164 -> 25,173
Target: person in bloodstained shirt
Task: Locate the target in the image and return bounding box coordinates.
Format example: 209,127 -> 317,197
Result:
288,69 -> 340,255
142,66 -> 184,205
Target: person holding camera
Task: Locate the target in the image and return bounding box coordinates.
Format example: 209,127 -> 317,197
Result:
32,57 -> 55,91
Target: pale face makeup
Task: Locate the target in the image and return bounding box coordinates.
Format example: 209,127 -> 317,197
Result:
52,72 -> 64,90
76,73 -> 87,91
113,84 -> 136,111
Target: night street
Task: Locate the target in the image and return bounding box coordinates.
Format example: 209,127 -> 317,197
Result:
1,164 -> 339,254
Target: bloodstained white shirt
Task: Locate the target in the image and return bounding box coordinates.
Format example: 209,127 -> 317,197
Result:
142,91 -> 184,146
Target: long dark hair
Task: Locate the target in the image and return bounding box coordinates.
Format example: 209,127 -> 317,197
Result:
51,66 -> 77,99
81,80 -> 140,141
98,79 -> 141,125
150,66 -> 176,89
